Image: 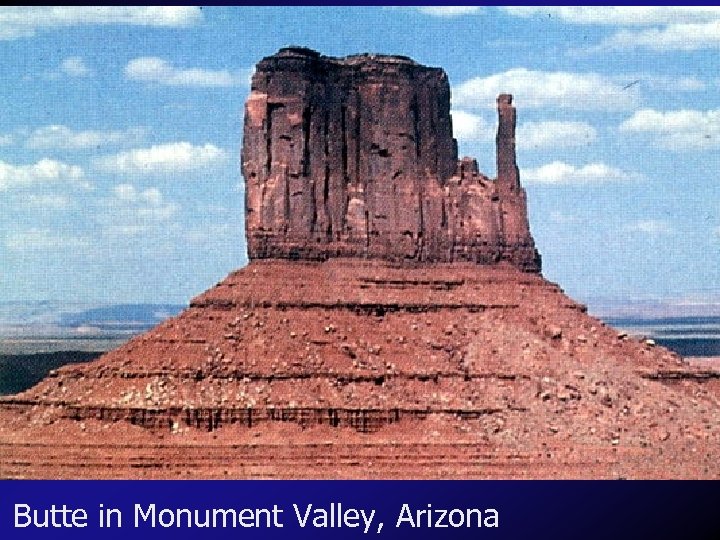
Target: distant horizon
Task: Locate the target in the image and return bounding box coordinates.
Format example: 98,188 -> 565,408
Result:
2,7 -> 719,306
3,294 -> 720,322
3,296 -> 720,361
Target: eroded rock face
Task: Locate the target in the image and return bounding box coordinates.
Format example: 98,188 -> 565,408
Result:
243,47 -> 540,271
3,259 -> 719,479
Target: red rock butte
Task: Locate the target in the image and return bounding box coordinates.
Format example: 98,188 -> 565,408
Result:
244,47 -> 540,271
1,48 -> 719,479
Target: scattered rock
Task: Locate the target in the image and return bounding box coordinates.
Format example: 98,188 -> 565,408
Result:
547,326 -> 563,340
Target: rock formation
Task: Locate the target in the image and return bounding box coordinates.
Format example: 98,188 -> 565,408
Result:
1,48 -> 718,479
243,47 -> 539,271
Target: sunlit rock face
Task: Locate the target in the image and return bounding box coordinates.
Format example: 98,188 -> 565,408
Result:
242,47 -> 540,272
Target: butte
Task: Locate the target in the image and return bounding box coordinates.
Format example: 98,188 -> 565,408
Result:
1,47 -> 719,479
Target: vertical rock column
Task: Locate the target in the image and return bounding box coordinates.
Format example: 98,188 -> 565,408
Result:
494,94 -> 541,272
496,93 -> 520,195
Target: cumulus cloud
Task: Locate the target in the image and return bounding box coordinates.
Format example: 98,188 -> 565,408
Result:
0,158 -> 89,191
184,223 -> 234,245
26,125 -> 146,150
5,228 -> 90,251
453,69 -> 639,111
548,211 -> 580,225
624,219 -> 673,236
0,7 -> 202,40
24,194 -> 71,209
99,184 -> 178,236
640,75 -> 707,92
504,8 -> 720,52
620,108 -> 720,149
503,7 -> 720,25
600,21 -> 720,52
522,161 -> 644,185
450,114 -> 598,150
125,57 -> 250,87
60,56 -> 91,77
451,110 -> 491,142
111,184 -> 176,220
415,7 -> 482,18
95,142 -> 227,175
518,121 -> 597,150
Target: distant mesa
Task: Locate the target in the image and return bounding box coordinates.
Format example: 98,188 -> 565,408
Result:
58,304 -> 185,332
243,48 -> 540,271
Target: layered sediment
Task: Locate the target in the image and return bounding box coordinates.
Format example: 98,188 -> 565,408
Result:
243,48 -> 539,271
1,48 -> 718,479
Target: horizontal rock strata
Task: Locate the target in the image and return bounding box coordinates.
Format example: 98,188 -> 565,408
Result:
1,260 -> 719,478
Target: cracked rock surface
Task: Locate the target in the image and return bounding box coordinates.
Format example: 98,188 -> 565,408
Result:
243,48 -> 539,271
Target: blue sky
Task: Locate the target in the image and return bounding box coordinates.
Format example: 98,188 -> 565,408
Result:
0,6 -> 719,311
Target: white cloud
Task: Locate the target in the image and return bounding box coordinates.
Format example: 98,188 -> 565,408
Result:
416,7 -> 482,18
0,158 -> 89,191
522,161 -> 644,185
450,113 -> 599,150
26,125 -> 146,150
518,121 -> 597,150
673,77 -> 707,92
125,57 -> 250,87
642,75 -> 707,92
549,211 -> 579,224
453,68 -> 639,111
184,223 -> 234,245
99,184 -> 178,237
451,110 -> 491,142
0,134 -> 12,146
620,108 -> 720,149
624,219 -> 673,236
5,228 -> 90,251
451,110 -> 599,151
503,7 -> 720,26
111,184 -> 176,220
607,75 -> 707,93
0,7 -> 202,40
601,21 -> 720,51
60,56 -> 91,77
95,142 -> 228,175
24,194 -> 71,209
504,8 -> 720,52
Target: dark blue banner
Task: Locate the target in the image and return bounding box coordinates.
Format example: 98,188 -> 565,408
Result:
1,481 -> 719,540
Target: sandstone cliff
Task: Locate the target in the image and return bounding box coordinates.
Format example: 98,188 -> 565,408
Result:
243,47 -> 540,271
